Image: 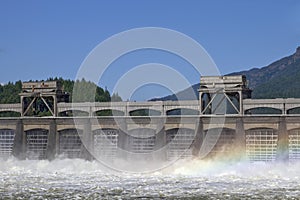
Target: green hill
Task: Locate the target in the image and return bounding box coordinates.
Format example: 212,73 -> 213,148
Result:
153,46 -> 300,101
0,77 -> 122,104
230,47 -> 300,98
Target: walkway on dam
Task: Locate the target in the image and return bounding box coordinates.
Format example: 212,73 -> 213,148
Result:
2,98 -> 300,117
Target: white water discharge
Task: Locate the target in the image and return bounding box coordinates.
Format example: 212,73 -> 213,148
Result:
1,158 -> 300,199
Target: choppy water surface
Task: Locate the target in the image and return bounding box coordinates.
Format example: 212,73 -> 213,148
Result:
1,158 -> 300,199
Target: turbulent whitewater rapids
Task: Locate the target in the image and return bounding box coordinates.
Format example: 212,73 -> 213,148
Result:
1,158 -> 300,199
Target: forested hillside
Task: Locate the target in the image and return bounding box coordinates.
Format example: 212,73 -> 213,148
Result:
0,77 -> 122,104
0,81 -> 22,103
153,46 -> 300,101
230,46 -> 300,98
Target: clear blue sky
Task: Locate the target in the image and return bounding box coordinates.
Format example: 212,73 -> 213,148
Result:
0,1 -> 299,100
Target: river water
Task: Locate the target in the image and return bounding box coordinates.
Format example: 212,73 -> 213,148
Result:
1,158 -> 300,199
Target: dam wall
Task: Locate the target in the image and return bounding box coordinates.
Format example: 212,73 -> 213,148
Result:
1,76 -> 300,163
0,115 -> 298,162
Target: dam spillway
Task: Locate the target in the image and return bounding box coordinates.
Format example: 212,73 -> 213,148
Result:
1,75 -> 300,164
0,115 -> 298,163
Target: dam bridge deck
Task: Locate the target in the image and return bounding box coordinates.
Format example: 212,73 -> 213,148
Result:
2,98 -> 300,117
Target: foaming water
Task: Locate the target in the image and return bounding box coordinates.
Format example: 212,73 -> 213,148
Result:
1,158 -> 300,199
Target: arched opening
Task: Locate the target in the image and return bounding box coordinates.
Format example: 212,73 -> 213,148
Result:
166,128 -> 195,160
93,128 -> 119,161
0,129 -> 15,158
129,109 -> 161,116
288,129 -> 300,161
94,109 -> 125,116
58,110 -> 89,117
127,128 -> 156,161
58,129 -> 83,158
166,108 -> 199,116
0,111 -> 21,117
25,128 -> 48,160
203,128 -> 236,159
244,107 -> 282,115
245,128 -> 277,162
287,107 -> 300,115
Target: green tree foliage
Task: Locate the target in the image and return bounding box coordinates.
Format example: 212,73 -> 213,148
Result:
111,92 -> 122,102
0,80 -> 22,103
252,59 -> 300,99
71,78 -> 111,102
0,78 -> 114,104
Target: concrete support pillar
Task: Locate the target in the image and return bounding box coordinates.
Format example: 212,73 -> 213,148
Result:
283,103 -> 287,115
199,92 -> 203,115
117,118 -> 128,160
46,119 -> 57,160
53,96 -> 57,117
162,105 -> 166,116
193,118 -> 204,157
82,118 -> 93,160
239,91 -> 243,115
235,118 -> 246,159
154,125 -> 166,160
13,119 -> 25,159
125,103 -> 129,116
20,96 -> 24,117
276,117 -> 289,161
55,127 -> 60,156
88,103 -> 93,117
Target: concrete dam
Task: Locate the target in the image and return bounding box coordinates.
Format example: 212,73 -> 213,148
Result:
1,75 -> 300,164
